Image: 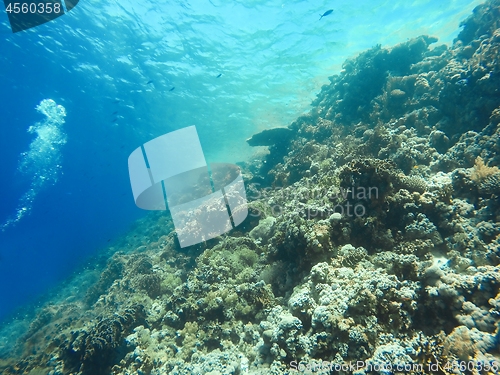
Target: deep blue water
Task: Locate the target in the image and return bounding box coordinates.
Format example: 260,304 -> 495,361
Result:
0,0 -> 483,321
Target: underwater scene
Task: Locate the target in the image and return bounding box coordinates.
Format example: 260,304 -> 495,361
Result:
1,0 -> 500,373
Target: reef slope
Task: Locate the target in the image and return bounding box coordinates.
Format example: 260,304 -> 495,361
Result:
1,1 -> 500,374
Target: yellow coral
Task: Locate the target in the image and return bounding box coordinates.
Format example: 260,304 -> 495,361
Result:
470,157 -> 499,182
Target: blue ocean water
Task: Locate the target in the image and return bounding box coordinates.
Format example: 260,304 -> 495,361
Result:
0,0 -> 483,321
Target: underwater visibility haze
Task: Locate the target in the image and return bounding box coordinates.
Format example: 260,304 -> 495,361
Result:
1,0 -> 500,373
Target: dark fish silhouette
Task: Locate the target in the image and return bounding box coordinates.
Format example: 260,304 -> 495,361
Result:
112,118 -> 118,122
112,111 -> 118,115
216,73 -> 222,78
147,80 -> 153,84
169,87 -> 175,91
319,9 -> 333,20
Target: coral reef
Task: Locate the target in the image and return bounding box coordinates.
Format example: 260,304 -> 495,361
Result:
2,1 -> 500,374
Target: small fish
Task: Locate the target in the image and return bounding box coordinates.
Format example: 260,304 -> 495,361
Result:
112,111 -> 118,115
216,73 -> 222,78
147,80 -> 153,84
112,118 -> 118,122
319,9 -> 333,20
112,99 -> 120,103
169,86 -> 175,91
